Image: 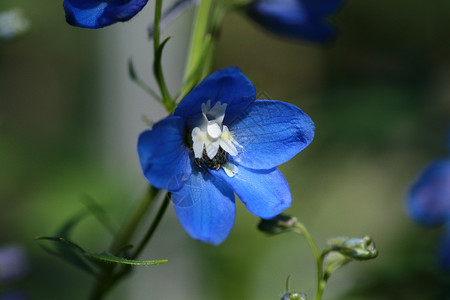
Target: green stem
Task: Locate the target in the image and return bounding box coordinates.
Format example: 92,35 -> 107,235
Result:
88,186 -> 157,300
111,192 -> 170,281
179,0 -> 212,99
131,192 -> 170,259
109,186 -> 158,254
294,222 -> 325,300
153,0 -> 174,111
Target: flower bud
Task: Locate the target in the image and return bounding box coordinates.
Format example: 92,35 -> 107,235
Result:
281,292 -> 307,300
327,236 -> 378,260
258,214 -> 297,235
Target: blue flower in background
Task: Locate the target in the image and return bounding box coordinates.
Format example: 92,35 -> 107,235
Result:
0,245 -> 28,283
138,67 -> 315,245
407,159 -> 450,227
407,151 -> 450,270
246,0 -> 345,42
63,0 -> 149,28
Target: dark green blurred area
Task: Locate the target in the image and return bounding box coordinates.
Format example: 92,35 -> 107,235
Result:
1,0 -> 449,299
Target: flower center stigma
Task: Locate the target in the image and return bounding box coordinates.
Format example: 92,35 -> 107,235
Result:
190,100 -> 241,177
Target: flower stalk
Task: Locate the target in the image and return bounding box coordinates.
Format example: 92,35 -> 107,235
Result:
293,222 -> 325,300
180,0 -> 213,99
153,0 -> 175,112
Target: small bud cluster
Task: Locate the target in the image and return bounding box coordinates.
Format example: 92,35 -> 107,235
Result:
258,214 -> 298,235
327,236 -> 378,261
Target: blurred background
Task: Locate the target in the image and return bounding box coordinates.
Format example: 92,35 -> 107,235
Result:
1,0 -> 449,299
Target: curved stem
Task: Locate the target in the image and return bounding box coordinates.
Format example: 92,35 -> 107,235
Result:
294,222 -> 325,300
88,186 -> 157,300
153,0 -> 174,110
179,0 -> 212,99
109,186 -> 157,254
131,192 -> 170,259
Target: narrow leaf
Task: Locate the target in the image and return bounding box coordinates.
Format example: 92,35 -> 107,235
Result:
57,211 -> 87,238
35,236 -> 96,275
88,252 -> 168,266
128,58 -> 138,80
153,36 -> 175,111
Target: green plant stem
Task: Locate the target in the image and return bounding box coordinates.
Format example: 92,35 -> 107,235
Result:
153,0 -> 174,111
131,192 -> 170,259
179,0 -> 212,98
111,192 -> 171,282
294,222 -> 325,300
109,186 -> 158,254
88,186 -> 158,300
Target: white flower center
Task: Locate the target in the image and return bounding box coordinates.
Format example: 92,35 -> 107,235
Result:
191,100 -> 241,177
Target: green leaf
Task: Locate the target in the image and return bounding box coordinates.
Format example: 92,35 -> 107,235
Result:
128,58 -> 138,80
36,237 -> 167,267
56,211 -> 87,238
87,252 -> 168,266
35,236 -> 97,275
44,212 -> 99,275
153,36 -> 175,111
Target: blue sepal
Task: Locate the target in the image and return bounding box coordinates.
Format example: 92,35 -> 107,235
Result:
215,166 -> 292,219
172,168 -> 236,245
229,100 -> 314,170
407,159 -> 450,227
174,67 -> 256,121
63,0 -> 149,29
246,0 -> 344,42
137,116 -> 192,191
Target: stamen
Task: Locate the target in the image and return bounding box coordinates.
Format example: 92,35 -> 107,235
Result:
194,147 -> 229,170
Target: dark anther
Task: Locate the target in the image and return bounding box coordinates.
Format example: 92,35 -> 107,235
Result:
194,147 -> 228,170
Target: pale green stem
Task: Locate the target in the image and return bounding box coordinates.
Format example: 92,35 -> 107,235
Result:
294,222 -> 326,300
109,186 -> 157,254
153,0 -> 174,111
179,0 -> 212,99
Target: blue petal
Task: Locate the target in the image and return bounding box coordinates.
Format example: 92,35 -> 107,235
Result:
137,116 -> 192,191
229,100 -> 314,170
247,0 -> 339,42
174,67 -> 256,121
407,159 -> 450,227
63,0 -> 149,28
215,166 -> 292,219
172,168 -> 235,245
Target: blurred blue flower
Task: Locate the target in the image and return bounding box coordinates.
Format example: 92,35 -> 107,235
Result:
407,150 -> 450,271
407,159 -> 450,227
63,0 -> 149,28
246,0 -> 345,42
0,245 -> 28,283
138,67 -> 315,245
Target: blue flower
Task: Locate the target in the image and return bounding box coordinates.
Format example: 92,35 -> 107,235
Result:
63,0 -> 149,28
138,67 -> 315,245
245,0 -> 345,42
407,159 -> 450,227
407,157 -> 450,271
